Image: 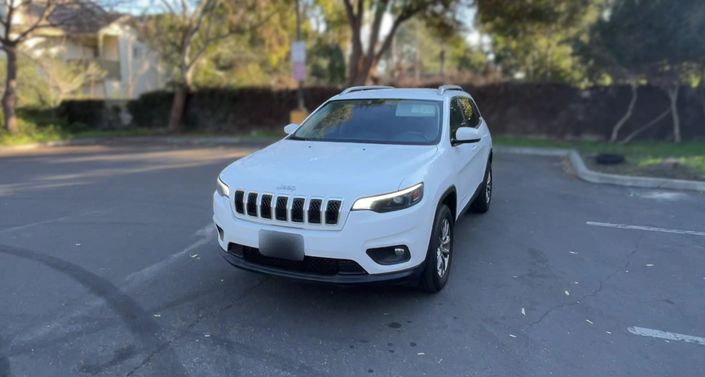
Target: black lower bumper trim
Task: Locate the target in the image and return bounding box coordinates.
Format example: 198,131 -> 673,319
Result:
220,248 -> 423,284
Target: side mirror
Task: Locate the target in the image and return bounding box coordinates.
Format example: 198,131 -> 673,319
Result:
453,127 -> 481,145
283,123 -> 299,135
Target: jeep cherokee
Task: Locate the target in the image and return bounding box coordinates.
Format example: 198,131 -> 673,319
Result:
213,85 -> 492,292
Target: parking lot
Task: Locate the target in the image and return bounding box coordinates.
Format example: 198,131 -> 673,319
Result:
1,141 -> 704,377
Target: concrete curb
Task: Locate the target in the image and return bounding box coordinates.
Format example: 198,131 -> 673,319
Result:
496,146 -> 705,192
3,138 -> 703,192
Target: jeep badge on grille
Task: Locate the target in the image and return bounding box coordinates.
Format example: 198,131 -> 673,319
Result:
277,184 -> 296,191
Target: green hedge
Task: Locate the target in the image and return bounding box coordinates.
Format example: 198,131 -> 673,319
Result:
127,91 -> 173,129
57,100 -> 130,129
56,84 -> 705,141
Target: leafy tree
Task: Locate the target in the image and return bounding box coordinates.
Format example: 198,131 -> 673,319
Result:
387,15 -> 486,83
1,1 -> 73,132
190,0 -> 295,88
341,0 -> 459,85
31,55 -> 107,106
575,2 -> 639,142
307,0 -> 348,85
309,42 -> 346,85
581,0 -> 705,143
140,0 -> 281,132
476,0 -> 600,83
0,52 -> 49,108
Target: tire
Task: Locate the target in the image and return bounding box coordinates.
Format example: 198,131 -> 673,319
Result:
595,153 -> 625,165
420,204 -> 454,293
469,162 -> 492,213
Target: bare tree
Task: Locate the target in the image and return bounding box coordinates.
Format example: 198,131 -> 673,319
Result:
342,0 -> 456,86
0,0 -> 122,133
143,0 -> 277,132
29,51 -> 107,106
0,0 -> 65,133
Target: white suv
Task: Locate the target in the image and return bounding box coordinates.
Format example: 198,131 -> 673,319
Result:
213,85 -> 492,292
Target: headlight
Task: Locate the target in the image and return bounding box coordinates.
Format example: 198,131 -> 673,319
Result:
352,183 -> 423,213
216,176 -> 230,197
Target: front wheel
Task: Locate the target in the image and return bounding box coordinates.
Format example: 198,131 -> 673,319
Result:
420,204 -> 454,293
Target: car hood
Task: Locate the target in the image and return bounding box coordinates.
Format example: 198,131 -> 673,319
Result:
221,140 -> 438,199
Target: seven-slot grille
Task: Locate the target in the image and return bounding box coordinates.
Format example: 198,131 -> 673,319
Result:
234,190 -> 342,225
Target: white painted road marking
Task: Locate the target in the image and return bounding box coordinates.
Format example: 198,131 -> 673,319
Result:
628,326 -> 705,346
586,221 -> 705,237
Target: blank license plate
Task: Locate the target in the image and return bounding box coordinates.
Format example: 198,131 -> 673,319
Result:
258,230 -> 304,261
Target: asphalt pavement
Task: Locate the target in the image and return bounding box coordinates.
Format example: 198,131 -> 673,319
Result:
1,142 -> 704,377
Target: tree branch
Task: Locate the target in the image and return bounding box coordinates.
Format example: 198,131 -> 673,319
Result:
10,0 -> 56,44
186,1 -> 282,71
3,0 -> 17,44
343,0 -> 363,53
622,107 -> 671,143
367,0 -> 388,56
373,3 -> 424,62
342,0 -> 356,23
160,0 -> 177,16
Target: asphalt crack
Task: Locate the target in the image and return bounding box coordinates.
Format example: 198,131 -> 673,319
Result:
124,277 -> 269,377
524,236 -> 643,330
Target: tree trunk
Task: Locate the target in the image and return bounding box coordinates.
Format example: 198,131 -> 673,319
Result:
544,39 -> 553,82
667,86 -> 681,143
622,107 -> 670,144
2,46 -> 19,134
347,52 -> 362,85
610,82 -> 638,143
168,85 -> 188,132
346,19 -> 363,86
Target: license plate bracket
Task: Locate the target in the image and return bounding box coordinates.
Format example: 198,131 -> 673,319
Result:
258,230 -> 304,261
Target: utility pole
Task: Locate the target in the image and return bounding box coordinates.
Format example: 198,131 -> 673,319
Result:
289,0 -> 307,124
295,0 -> 305,111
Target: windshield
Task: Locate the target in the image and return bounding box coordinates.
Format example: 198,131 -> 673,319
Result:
290,99 -> 442,145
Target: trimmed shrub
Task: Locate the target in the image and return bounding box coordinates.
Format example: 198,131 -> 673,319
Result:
127,91 -> 173,129
57,84 -> 705,141
57,100 -> 131,129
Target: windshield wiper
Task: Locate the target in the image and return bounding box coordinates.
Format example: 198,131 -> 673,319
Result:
288,135 -> 313,141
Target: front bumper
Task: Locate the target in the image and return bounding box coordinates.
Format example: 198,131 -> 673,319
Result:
219,246 -> 423,283
212,191 -> 435,281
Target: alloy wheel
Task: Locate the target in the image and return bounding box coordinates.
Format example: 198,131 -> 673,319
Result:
485,168 -> 492,204
436,218 -> 451,277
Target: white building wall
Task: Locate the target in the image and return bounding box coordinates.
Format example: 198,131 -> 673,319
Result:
63,42 -> 96,59
101,23 -> 164,99
8,17 -> 164,99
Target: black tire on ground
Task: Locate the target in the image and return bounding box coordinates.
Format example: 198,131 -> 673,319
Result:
595,153 -> 625,165
469,162 -> 492,213
420,204 -> 454,293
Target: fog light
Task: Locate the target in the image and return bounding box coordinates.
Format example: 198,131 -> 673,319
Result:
367,245 -> 410,265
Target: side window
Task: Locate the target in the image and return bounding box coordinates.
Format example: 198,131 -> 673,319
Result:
449,98 -> 465,141
459,98 -> 480,128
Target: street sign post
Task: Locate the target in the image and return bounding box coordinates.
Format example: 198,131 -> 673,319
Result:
291,41 -> 306,82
